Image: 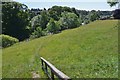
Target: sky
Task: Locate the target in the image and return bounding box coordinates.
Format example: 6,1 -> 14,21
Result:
13,0 -> 118,11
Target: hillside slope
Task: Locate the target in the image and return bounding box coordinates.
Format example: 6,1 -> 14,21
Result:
2,20 -> 118,78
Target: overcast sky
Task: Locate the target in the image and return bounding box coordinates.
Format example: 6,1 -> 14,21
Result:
13,0 -> 118,11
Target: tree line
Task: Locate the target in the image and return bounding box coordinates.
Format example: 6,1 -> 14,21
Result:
2,1 -> 115,42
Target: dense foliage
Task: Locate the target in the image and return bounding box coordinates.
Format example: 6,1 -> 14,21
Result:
107,0 -> 120,19
59,12 -> 81,30
30,27 -> 43,39
0,34 -> 19,48
2,1 -> 114,42
2,2 -> 30,41
113,9 -> 120,19
107,0 -> 119,7
89,10 -> 100,21
47,18 -> 61,34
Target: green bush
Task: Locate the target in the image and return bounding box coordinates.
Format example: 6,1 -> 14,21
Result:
0,34 -> 19,48
30,27 -> 43,39
46,18 -> 61,34
59,12 -> 81,30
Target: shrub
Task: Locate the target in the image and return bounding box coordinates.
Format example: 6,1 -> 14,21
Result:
46,18 -> 61,34
0,34 -> 19,48
30,27 -> 43,39
59,12 -> 81,30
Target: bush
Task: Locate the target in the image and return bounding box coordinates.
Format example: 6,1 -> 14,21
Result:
30,27 -> 43,39
0,34 -> 19,48
59,12 -> 81,30
46,18 -> 61,34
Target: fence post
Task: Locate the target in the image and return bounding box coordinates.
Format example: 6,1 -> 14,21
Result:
51,70 -> 54,80
40,57 -> 71,80
45,63 -> 48,73
41,59 -> 43,69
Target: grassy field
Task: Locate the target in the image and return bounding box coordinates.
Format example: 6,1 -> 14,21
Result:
2,20 -> 118,78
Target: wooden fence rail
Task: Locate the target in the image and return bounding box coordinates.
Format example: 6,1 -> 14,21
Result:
40,57 -> 71,80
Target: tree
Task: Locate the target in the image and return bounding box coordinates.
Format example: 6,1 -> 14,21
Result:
49,6 -> 62,17
40,10 -> 49,29
107,0 -> 119,7
113,9 -> 120,19
59,12 -> 81,30
30,15 -> 42,32
46,18 -> 61,34
107,0 -> 120,19
71,7 -> 79,17
48,9 -> 59,21
2,2 -> 30,41
89,10 -> 100,21
30,11 -> 49,31
62,6 -> 72,12
30,27 -> 43,39
48,6 -> 75,21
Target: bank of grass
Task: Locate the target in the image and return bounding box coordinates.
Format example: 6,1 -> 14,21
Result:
2,20 -> 118,78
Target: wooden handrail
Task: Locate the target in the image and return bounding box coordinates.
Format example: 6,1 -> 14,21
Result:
40,57 -> 71,80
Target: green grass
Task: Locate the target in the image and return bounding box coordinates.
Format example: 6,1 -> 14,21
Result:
2,20 -> 118,78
